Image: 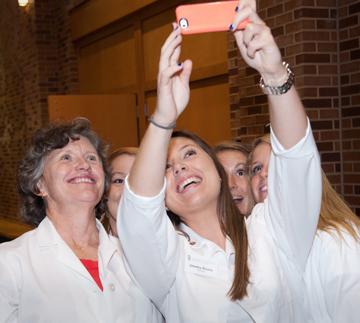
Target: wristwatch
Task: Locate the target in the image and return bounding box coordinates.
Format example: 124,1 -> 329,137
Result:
259,62 -> 295,95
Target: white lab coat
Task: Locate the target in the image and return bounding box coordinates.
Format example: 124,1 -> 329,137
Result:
118,120 -> 322,323
303,227 -> 360,323
0,217 -> 163,323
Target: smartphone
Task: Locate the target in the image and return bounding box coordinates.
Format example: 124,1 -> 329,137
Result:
176,1 -> 249,35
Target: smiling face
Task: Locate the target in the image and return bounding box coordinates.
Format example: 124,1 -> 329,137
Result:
37,136 -> 105,213
107,153 -> 136,221
165,137 -> 221,219
217,150 -> 251,215
250,142 -> 271,203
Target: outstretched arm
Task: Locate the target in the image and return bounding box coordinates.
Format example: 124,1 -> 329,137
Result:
232,5 -> 307,149
117,24 -> 192,308
129,25 -> 192,196
233,1 -> 321,271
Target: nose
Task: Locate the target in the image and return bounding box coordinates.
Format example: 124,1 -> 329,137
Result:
228,174 -> 238,191
173,162 -> 187,175
76,157 -> 92,172
259,165 -> 268,179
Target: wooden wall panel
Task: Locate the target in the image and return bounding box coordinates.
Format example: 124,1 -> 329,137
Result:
79,27 -> 136,94
48,94 -> 139,150
142,8 -> 177,83
146,75 -> 231,146
0,219 -> 33,240
73,0 -> 231,144
70,0 -> 157,41
180,33 -> 228,74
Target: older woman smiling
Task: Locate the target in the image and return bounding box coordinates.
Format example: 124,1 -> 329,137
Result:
0,118 -> 162,323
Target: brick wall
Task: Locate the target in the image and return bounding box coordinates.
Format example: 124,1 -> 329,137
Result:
228,0 -> 360,215
339,1 -> 360,215
0,0 -> 28,223
0,0 -> 79,224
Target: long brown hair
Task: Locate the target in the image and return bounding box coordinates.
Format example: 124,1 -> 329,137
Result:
102,147 -> 138,235
170,131 -> 250,300
251,134 -> 360,243
213,141 -> 254,217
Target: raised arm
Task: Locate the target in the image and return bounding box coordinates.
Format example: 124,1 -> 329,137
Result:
232,2 -> 321,270
232,5 -> 307,149
129,25 -> 192,197
117,25 -> 192,308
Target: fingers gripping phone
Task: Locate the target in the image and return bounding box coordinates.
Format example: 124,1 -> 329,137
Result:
176,1 -> 249,35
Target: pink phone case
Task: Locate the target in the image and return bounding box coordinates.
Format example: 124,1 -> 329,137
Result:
176,1 -> 249,35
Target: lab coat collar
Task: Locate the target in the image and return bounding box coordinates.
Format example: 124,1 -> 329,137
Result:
179,223 -> 235,259
36,216 -> 117,290
36,217 -> 95,285
37,216 -> 64,247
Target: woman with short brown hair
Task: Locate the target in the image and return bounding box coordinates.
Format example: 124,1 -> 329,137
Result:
0,118 -> 162,322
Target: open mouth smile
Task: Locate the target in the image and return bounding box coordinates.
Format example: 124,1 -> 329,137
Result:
177,176 -> 202,193
68,176 -> 95,184
233,195 -> 244,205
259,185 -> 268,193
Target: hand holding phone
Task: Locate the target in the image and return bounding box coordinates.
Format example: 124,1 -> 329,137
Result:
176,1 -> 249,35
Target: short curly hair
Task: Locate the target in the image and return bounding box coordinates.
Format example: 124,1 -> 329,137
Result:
17,118 -> 110,227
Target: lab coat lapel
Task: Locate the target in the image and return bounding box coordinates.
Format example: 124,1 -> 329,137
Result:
36,217 -> 97,286
96,219 -> 118,280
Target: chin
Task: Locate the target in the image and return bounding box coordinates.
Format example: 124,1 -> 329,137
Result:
77,193 -> 102,204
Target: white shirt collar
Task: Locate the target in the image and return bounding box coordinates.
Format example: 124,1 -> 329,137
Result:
179,222 -> 235,258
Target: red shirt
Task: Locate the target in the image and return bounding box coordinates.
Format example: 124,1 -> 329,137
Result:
80,259 -> 103,291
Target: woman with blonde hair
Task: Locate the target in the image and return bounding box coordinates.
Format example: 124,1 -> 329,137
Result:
102,147 -> 138,237
250,133 -> 360,322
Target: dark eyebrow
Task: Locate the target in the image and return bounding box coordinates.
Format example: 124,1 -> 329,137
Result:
167,144 -> 198,162
179,144 -> 191,151
111,171 -> 126,176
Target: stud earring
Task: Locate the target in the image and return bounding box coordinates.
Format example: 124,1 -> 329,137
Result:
165,206 -> 169,212
42,195 -> 46,200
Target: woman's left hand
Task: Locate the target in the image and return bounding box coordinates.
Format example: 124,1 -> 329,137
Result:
154,23 -> 193,127
231,2 -> 286,85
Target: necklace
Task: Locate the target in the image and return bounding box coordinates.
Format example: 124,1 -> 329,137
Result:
66,238 -> 99,252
